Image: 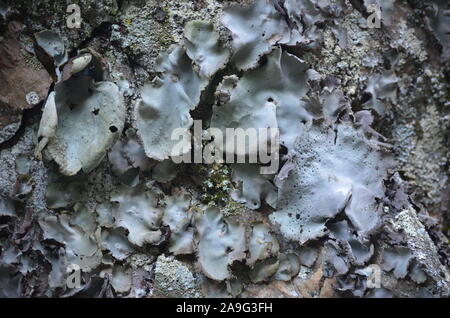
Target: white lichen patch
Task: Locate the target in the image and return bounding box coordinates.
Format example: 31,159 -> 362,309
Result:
25,91 -> 40,105
270,122 -> 392,244
162,188 -> 195,255
196,206 -> 246,281
183,20 -> 230,78
231,164 -> 277,210
222,0 -> 292,71
110,185 -> 163,247
135,46 -> 207,161
36,50 -> 126,176
38,206 -> 102,273
393,20 -> 428,62
211,47 -> 311,155
247,223 -> 279,266
154,255 -> 202,298
46,80 -> 125,176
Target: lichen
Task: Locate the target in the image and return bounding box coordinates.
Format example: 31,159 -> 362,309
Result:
154,255 -> 202,298
270,122 -> 393,244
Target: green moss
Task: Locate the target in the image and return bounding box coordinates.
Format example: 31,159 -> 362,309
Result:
125,17 -> 133,26
22,52 -> 45,72
193,163 -> 231,204
190,163 -> 247,217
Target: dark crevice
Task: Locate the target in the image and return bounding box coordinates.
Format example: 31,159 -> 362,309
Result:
70,21 -> 113,56
117,0 -> 126,11
349,0 -> 368,17
274,0 -> 294,30
0,95 -> 50,151
190,63 -> 242,127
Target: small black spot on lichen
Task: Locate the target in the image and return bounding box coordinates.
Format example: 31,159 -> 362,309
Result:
361,92 -> 372,104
